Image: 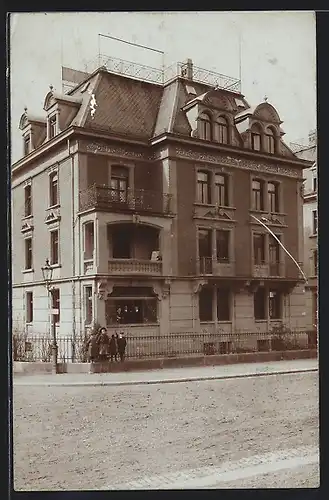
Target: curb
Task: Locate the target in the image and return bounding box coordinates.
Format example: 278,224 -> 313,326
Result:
13,367 -> 317,387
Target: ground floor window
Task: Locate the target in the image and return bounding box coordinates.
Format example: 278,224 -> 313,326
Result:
199,286 -> 231,322
106,286 -> 158,325
84,286 -> 93,325
254,287 -> 266,320
254,287 -> 282,320
269,289 -> 282,319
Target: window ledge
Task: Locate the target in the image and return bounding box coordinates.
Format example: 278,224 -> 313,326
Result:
217,321 -> 232,324
49,263 -> 61,269
46,204 -> 60,211
249,209 -> 269,214
22,268 -> 34,274
107,323 -> 159,327
194,202 -> 236,210
255,319 -> 267,323
309,234 -> 317,239
21,214 -> 33,221
25,322 -> 33,326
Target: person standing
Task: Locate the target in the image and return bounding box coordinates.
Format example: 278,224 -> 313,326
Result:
97,327 -> 109,362
109,334 -> 118,363
86,330 -> 99,363
117,332 -> 127,362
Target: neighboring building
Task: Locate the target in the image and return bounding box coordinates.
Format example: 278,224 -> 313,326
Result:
11,57 -> 312,350
291,131 -> 318,330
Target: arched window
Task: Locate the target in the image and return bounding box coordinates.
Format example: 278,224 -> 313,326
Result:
214,116 -> 229,144
265,127 -> 276,154
199,112 -> 212,141
250,123 -> 262,151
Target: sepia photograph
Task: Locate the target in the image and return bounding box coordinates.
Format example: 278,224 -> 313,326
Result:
10,11 -> 318,490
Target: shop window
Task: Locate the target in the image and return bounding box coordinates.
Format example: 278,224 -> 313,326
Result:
106,287 -> 157,325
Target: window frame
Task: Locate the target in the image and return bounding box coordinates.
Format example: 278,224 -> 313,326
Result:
24,134 -> 31,156
199,287 -> 214,322
254,287 -> 267,320
214,116 -> 229,144
265,128 -> 276,154
215,173 -> 229,207
26,291 -> 33,323
268,181 -> 279,213
312,210 -> 318,235
216,287 -> 231,321
216,229 -> 230,263
253,233 -> 266,265
312,176 -> 317,193
24,184 -> 32,217
84,286 -> 93,325
313,249 -> 318,276
24,236 -> 33,270
197,170 -> 211,205
251,131 -> 261,151
83,221 -> 94,260
49,171 -> 59,207
199,112 -> 212,141
50,229 -> 59,265
110,166 -> 129,203
252,179 -> 264,211
269,289 -> 282,320
48,114 -> 57,139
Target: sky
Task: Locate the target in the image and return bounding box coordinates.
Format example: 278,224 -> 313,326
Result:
10,11 -> 316,164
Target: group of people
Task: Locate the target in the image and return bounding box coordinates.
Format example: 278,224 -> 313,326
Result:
86,327 -> 127,363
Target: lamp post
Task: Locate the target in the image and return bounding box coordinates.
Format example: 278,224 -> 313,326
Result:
41,258 -> 58,374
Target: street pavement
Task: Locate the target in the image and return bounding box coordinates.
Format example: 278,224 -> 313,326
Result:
13,358 -> 317,387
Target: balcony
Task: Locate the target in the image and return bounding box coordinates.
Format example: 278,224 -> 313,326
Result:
198,257 -> 235,277
79,185 -> 172,215
253,262 -> 285,278
108,259 -> 162,275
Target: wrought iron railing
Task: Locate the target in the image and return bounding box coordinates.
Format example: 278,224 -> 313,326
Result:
13,329 -> 317,363
83,55 -> 241,92
79,185 -> 172,215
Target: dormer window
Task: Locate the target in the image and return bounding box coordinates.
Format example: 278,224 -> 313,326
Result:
199,112 -> 212,141
251,124 -> 262,151
214,116 -> 229,144
49,115 -> 57,139
24,135 -> 31,156
265,127 -> 276,154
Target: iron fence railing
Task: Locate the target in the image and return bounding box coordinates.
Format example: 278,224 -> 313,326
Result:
12,330 -> 317,363
79,185 -> 172,215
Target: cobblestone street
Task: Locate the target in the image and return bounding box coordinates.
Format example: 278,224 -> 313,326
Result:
13,371 -> 319,490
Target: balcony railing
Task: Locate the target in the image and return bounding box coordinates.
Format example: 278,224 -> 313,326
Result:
108,259 -> 162,275
79,185 -> 172,215
199,257 -> 213,275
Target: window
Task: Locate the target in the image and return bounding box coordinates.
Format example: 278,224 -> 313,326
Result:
268,182 -> 279,213
106,287 -> 157,325
214,116 -> 228,144
265,128 -> 276,154
313,249 -> 318,276
216,230 -> 229,262
26,292 -> 33,323
84,222 -> 94,260
199,287 -> 213,322
51,288 -> 60,324
111,226 -> 131,259
197,171 -> 211,204
253,233 -> 265,264
252,179 -> 264,211
25,237 -> 33,270
312,210 -> 317,235
269,290 -> 282,319
269,235 -> 280,276
110,166 -> 129,203
24,184 -> 32,217
84,286 -> 93,324
199,113 -> 212,141
198,229 -> 212,273
251,125 -> 262,151
215,174 -> 229,206
312,176 -> 317,192
49,172 -> 58,207
254,287 -> 266,320
50,230 -> 59,265
24,135 -> 30,155
217,288 -> 230,321
49,115 -> 57,139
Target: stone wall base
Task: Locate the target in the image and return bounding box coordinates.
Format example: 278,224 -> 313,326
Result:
13,349 -> 317,374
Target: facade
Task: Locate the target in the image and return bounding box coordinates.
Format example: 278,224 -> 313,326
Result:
12,58 -> 312,349
291,131 -> 318,330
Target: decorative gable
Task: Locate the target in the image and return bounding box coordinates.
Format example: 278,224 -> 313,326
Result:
45,210 -> 61,225
21,220 -> 34,234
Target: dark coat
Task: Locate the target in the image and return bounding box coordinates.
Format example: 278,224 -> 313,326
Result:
86,334 -> 99,359
97,332 -> 109,356
117,336 -> 127,354
109,335 -> 118,355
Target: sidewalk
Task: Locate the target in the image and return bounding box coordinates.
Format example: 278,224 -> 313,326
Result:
13,358 -> 318,387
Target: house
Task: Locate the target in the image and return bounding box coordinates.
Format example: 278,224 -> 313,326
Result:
11,58 -> 312,351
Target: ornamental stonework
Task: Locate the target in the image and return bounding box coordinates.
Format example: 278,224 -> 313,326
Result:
175,147 -> 300,178
85,141 -> 145,160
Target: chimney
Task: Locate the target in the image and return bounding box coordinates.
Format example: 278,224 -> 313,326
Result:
181,58 -> 193,80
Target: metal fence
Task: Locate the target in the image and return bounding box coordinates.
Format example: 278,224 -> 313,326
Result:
12,330 -> 317,363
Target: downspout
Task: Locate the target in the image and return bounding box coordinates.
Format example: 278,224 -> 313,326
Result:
68,138 -> 76,360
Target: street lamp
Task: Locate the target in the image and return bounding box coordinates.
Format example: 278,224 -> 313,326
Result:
41,258 -> 58,374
